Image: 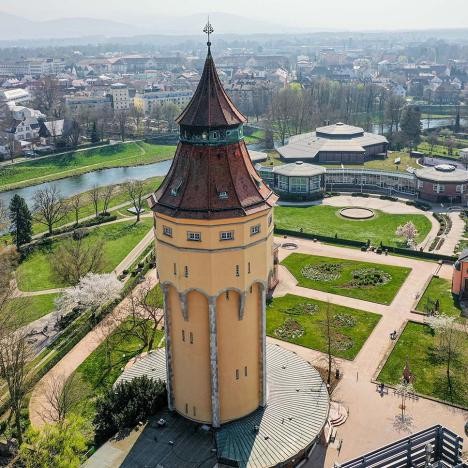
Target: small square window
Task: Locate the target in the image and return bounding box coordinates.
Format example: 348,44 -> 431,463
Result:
163,225 -> 172,237
219,191 -> 228,200
187,231 -> 201,241
220,231 -> 234,241
250,224 -> 261,236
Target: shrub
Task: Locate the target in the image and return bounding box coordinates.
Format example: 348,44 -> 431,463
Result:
351,192 -> 369,197
379,195 -> 398,201
93,376 -> 166,444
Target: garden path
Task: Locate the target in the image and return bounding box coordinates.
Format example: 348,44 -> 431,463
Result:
438,211 -> 465,255
28,269 -> 159,428
275,238 -> 467,467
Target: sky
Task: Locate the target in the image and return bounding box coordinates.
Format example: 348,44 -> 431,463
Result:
2,0 -> 468,31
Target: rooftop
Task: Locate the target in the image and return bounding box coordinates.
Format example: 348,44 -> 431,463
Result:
415,165 -> 468,183
110,343 -> 329,468
271,161 -> 326,177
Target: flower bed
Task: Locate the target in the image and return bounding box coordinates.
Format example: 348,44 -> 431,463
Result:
274,318 -> 305,339
301,263 -> 342,281
346,268 -> 391,288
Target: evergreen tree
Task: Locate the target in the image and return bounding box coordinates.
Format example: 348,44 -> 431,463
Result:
9,194 -> 32,249
400,106 -> 422,148
90,121 -> 100,144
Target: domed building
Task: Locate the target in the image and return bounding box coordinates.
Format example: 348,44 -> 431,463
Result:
277,122 -> 388,165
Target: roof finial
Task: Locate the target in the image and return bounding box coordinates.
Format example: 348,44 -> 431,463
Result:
203,17 -> 214,49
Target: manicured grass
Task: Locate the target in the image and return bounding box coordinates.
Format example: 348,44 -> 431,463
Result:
243,129 -> 265,145
378,321 -> 468,407
275,205 -> 432,247
281,253 -> 411,305
418,142 -> 460,158
67,319 -> 163,434
416,277 -> 462,318
16,218 -> 153,292
343,151 -> 419,172
267,294 -> 381,359
0,142 -> 174,191
2,293 -> 58,328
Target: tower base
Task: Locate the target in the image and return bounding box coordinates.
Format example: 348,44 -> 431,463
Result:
115,342 -> 330,467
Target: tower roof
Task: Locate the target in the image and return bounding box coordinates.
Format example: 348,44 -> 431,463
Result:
176,48 -> 247,128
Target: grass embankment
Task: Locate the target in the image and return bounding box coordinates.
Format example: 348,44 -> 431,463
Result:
416,277 -> 463,319
275,205 -> 432,247
281,253 -> 411,305
16,219 -> 153,292
0,142 -> 174,191
378,321 -> 468,407
417,142 -> 460,159
267,294 -> 381,360
2,293 -> 59,328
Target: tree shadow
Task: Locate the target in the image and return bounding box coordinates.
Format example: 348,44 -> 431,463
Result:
392,413 -> 414,434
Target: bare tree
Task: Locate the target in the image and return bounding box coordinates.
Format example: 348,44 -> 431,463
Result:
125,281 -> 164,351
52,234 -> 105,285
101,185 -> 114,215
460,152 -> 468,170
41,373 -> 81,423
322,301 -> 338,387
70,193 -> 82,225
90,185 -> 101,218
66,119 -> 81,148
33,76 -> 63,117
0,329 -> 32,444
33,185 -> 69,235
427,132 -> 439,155
0,199 -> 8,231
115,111 -> 129,142
426,314 -> 466,400
269,88 -> 295,145
126,180 -> 145,222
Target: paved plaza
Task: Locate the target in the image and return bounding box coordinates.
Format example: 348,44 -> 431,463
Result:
274,236 -> 467,466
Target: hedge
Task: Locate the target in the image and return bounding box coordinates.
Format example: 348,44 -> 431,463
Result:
41,214 -> 118,238
274,227 -> 457,262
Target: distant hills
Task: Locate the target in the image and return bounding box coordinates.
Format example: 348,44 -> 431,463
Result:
0,12 -> 294,41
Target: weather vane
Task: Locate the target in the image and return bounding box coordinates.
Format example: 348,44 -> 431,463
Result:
203,18 -> 214,47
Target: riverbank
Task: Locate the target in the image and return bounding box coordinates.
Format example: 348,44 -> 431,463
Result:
0,141 -> 175,193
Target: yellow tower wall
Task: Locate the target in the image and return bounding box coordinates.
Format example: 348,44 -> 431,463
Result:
156,210 -> 273,426
216,286 -> 261,423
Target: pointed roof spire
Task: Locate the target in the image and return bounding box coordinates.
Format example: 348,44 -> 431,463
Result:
175,20 -> 247,128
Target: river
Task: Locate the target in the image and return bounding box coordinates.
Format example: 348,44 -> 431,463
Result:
0,159 -> 173,209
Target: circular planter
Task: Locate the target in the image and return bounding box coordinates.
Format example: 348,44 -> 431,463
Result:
340,207 -> 375,220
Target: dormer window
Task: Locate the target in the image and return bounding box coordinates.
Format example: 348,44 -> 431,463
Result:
219,191 -> 228,200
212,131 -> 218,139
170,179 -> 182,197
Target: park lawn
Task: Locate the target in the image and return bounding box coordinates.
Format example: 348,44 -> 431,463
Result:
243,129 -> 265,145
67,319 -> 163,433
416,277 -> 462,318
378,321 -> 468,407
2,293 -> 58,328
281,253 -> 411,305
266,294 -> 381,360
417,141 -> 460,158
0,142 -> 175,191
274,205 -> 432,247
16,218 -> 153,292
343,151 -> 418,172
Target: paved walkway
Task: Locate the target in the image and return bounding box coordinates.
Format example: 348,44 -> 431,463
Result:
28,269 -> 158,428
274,238 -> 467,466
438,211 -> 465,256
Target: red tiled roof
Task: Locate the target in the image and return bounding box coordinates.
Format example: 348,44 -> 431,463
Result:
149,140 -> 276,220
176,48 -> 247,128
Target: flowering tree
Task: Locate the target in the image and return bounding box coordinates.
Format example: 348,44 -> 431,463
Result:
55,273 -> 122,316
395,221 -> 418,248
